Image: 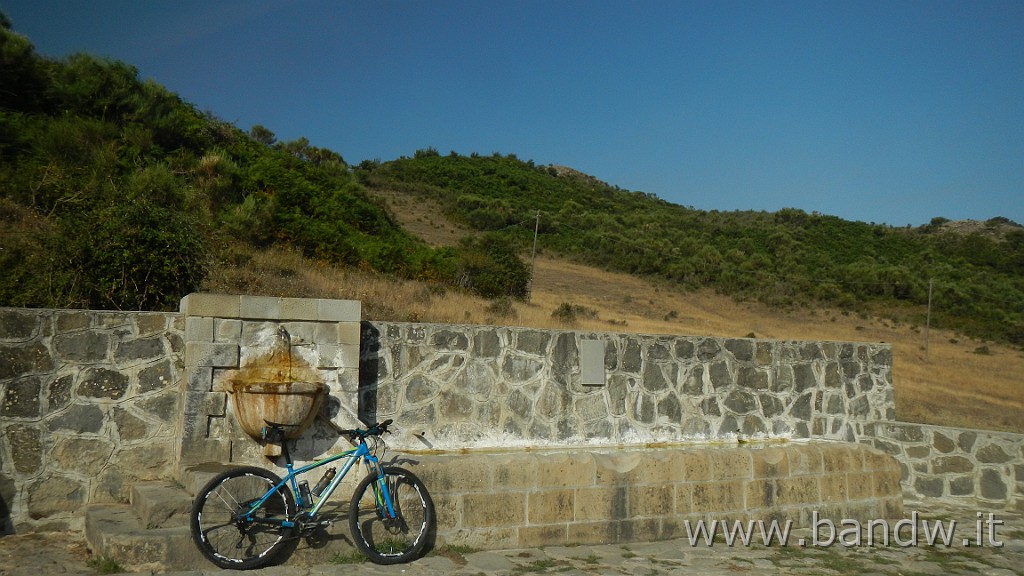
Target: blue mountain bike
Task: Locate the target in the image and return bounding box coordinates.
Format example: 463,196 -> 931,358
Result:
190,419 -> 435,570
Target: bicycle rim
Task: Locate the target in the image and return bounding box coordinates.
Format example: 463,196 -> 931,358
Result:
348,467 -> 435,564
190,467 -> 294,570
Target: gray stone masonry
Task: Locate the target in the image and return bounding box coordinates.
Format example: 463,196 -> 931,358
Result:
359,321 -> 895,450
1,295 -> 1021,534
0,307 -> 183,533
863,421 -> 1024,512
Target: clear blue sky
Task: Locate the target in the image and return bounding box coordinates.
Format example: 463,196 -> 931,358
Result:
3,0 -> 1022,227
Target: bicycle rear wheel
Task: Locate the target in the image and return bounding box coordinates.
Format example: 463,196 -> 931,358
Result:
348,466 -> 435,564
190,466 -> 296,570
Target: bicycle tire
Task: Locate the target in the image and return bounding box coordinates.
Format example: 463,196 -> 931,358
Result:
190,466 -> 296,570
348,466 -> 435,564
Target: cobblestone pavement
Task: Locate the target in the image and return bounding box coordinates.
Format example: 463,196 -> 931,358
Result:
1,499 -> 1022,576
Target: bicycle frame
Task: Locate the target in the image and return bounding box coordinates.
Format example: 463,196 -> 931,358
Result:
240,440 -> 397,529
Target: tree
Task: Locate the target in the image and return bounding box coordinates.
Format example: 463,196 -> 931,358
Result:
249,124 -> 276,146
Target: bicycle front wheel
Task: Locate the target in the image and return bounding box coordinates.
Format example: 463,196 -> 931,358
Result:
190,466 -> 296,570
348,466 -> 435,564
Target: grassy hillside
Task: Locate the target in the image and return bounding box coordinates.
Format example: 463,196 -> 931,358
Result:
2,16 -> 1022,432
359,150 -> 1024,348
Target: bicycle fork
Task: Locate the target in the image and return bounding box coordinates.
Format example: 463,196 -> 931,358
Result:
364,458 -> 398,521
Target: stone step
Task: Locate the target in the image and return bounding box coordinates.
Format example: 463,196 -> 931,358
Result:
181,462 -> 237,496
85,504 -> 205,572
85,465 -> 360,571
130,482 -> 193,529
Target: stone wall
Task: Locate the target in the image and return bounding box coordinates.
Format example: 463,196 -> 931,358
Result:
864,421 -> 1024,512
406,442 -> 903,549
359,321 -> 895,450
1,296 -> 1020,534
0,308 -> 183,533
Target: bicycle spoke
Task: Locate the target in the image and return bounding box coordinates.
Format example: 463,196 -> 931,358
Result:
190,467 -> 296,570
348,467 -> 435,564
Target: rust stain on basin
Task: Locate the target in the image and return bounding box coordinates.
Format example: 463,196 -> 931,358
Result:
227,330 -> 328,440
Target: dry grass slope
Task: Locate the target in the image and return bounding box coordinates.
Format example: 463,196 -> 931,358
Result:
200,190 -> 1023,434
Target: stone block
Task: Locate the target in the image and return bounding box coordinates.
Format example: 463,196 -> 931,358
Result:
339,342 -> 359,370
931,431 -> 956,453
443,527 -> 518,549
518,523 -> 568,547
748,476 -> 819,508
52,438 -> 114,476
180,293 -> 240,318
315,345 -> 340,368
822,445 -> 858,473
628,484 -> 673,517
537,453 -> 594,488
214,319 -> 241,343
317,299 -> 361,322
27,475 -> 86,517
949,476 -> 974,496
708,449 -> 752,481
2,377 -> 41,417
429,492 -> 459,528
872,469 -> 902,498
52,332 -> 107,363
183,391 -> 225,417
112,406 -> 151,439
527,489 -> 574,524
184,341 -> 239,368
932,455 -> 974,474
913,476 -> 944,498
185,317 -> 213,343
618,517 -> 662,542
786,443 -> 823,475
418,456 -> 493,492
462,492 -> 525,528
691,480 -> 744,512
904,445 -> 931,459
79,367 -> 129,399
751,447 -> 790,479
847,471 -> 877,500
568,521 -> 619,545
678,451 -> 712,481
239,296 -> 280,320
178,438 -> 231,466
115,337 -> 165,365
138,361 -> 176,393
976,443 -> 1012,464
492,457 -> 536,489
574,485 -> 624,522
980,468 -> 1008,500
337,322 -> 360,346
626,451 -> 685,485
5,424 -> 41,473
819,473 -> 849,503
46,404 -> 103,433
134,313 -> 168,336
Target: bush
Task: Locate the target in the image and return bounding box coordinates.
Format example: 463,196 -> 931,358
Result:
58,199 -> 207,310
551,302 -> 598,325
454,234 -> 531,299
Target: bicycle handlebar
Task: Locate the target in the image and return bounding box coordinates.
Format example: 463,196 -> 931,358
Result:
337,419 -> 393,440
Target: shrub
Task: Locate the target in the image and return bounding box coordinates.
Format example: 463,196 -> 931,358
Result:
551,302 -> 598,325
454,234 -> 531,299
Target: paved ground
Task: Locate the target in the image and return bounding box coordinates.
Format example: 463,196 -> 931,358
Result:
1,498 -> 1022,576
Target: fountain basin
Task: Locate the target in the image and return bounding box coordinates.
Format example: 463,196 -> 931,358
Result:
228,380 -> 328,440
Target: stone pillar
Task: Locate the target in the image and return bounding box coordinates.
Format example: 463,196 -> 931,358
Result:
179,294 -> 361,466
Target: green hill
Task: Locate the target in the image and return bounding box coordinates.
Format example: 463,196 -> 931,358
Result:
2,16 -> 1021,347
359,150 -> 1023,346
